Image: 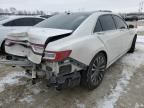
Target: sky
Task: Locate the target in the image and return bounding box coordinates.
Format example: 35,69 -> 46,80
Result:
0,0 -> 141,13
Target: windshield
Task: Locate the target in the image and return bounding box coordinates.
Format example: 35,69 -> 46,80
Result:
35,13 -> 91,30
0,16 -> 8,21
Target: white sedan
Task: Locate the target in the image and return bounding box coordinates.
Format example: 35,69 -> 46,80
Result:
5,11 -> 137,90
0,15 -> 45,53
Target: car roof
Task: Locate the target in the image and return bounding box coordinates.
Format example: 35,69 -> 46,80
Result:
59,11 -> 113,18
0,15 -> 45,25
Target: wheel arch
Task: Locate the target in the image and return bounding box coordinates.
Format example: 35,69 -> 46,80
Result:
89,50 -> 108,66
0,40 -> 5,53
99,50 -> 108,64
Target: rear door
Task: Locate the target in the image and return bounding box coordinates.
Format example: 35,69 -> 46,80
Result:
112,15 -> 132,52
94,14 -> 123,62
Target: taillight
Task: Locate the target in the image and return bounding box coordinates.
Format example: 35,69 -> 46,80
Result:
43,50 -> 72,62
31,44 -> 44,53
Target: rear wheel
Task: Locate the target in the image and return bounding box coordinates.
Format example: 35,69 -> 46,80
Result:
81,52 -> 107,90
128,35 -> 137,53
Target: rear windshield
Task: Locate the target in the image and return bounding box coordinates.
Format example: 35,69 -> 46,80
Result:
35,13 -> 90,30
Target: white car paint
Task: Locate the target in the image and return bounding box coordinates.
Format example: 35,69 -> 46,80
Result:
6,28 -> 72,63
0,16 -> 44,49
5,12 -> 136,68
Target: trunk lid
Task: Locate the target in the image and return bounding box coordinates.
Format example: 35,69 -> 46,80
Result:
5,27 -> 72,64
7,27 -> 72,44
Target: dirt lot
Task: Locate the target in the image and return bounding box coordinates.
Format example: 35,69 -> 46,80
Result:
0,37 -> 144,108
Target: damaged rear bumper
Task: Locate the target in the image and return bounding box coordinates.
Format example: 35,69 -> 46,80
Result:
0,54 -> 87,89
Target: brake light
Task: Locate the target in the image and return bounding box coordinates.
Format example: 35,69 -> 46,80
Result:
43,50 -> 72,62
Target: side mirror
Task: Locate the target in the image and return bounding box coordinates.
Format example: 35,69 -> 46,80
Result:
128,25 -> 134,29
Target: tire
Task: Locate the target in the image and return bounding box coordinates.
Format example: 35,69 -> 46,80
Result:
0,41 -> 5,54
81,52 -> 107,90
128,35 -> 137,53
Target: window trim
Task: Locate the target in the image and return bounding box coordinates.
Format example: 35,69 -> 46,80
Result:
93,19 -> 103,33
93,14 -> 118,35
99,14 -> 117,31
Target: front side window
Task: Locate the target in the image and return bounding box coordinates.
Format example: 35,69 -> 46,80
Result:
113,15 -> 127,29
99,15 -> 116,31
35,13 -> 90,30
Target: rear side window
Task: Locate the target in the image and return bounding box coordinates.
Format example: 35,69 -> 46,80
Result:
113,15 -> 127,29
3,18 -> 43,26
99,15 -> 116,31
94,19 -> 102,32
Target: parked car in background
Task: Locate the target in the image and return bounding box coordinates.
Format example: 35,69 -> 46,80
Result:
5,11 -> 137,90
124,16 -> 138,21
124,16 -> 139,28
0,16 -> 45,53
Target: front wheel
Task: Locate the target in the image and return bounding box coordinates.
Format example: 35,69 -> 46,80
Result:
81,52 -> 107,90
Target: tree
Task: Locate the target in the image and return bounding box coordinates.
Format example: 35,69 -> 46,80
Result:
39,10 -> 45,15
17,10 -> 23,15
10,7 -> 17,14
23,10 -> 28,15
4,8 -> 10,14
0,8 -> 4,13
36,10 -> 41,15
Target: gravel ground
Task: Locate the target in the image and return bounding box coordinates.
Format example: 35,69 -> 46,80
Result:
0,37 -> 144,108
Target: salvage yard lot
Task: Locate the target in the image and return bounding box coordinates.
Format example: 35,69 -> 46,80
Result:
0,36 -> 144,108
